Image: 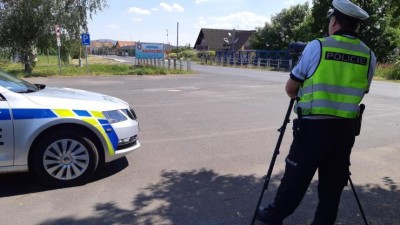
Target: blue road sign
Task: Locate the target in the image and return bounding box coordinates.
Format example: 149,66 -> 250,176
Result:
136,42 -> 164,59
81,33 -> 91,46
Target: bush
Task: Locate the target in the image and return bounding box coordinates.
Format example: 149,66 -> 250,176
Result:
387,48 -> 400,63
375,62 -> 400,80
60,40 -> 82,63
179,49 -> 196,59
38,47 -> 58,56
197,50 -> 216,58
168,53 -> 177,59
0,49 -> 11,61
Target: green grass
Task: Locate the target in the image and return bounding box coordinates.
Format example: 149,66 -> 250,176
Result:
375,62 -> 400,81
2,55 -> 399,81
0,55 -> 192,77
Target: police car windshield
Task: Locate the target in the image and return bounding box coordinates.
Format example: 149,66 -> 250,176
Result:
0,70 -> 39,93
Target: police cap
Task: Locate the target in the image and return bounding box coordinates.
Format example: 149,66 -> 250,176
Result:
328,0 -> 369,21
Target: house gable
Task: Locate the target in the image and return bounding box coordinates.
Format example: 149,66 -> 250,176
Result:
116,41 -> 136,48
194,28 -> 255,51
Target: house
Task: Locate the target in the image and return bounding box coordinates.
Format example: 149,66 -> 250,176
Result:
115,41 -> 136,49
164,44 -> 175,58
164,44 -> 175,53
115,41 -> 136,56
194,28 -> 255,52
89,40 -> 114,55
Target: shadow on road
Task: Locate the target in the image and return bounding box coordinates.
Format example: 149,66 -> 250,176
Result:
26,168 -> 400,225
0,156 -> 129,197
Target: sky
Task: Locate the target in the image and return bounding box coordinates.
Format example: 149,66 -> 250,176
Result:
87,0 -> 310,47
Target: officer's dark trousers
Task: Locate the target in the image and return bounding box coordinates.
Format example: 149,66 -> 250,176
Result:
263,118 -> 355,225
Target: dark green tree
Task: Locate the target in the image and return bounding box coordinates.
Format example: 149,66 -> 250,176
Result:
251,3 -> 312,50
272,3 -> 312,44
310,0 -> 400,62
0,0 -> 50,73
309,0 -> 330,37
252,0 -> 399,62
0,0 -> 107,74
250,22 -> 282,50
357,0 -> 400,62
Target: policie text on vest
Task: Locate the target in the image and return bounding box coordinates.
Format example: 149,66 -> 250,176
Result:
325,51 -> 367,65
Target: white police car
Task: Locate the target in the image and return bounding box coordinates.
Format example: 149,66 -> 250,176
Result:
0,70 -> 140,186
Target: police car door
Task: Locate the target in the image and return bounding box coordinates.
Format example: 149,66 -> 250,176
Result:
0,93 -> 14,166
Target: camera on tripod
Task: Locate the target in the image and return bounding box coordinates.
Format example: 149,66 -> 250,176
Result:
288,41 -> 307,55
288,41 -> 307,67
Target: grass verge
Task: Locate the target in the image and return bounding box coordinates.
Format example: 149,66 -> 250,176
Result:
0,55 -> 192,77
375,62 -> 400,81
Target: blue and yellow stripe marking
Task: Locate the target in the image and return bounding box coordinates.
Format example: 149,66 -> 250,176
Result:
3,108 -> 118,156
73,110 -> 92,117
0,109 -> 11,120
12,109 -> 57,119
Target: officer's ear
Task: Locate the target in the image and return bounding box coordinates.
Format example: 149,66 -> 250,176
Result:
331,16 -> 339,27
329,16 -> 341,33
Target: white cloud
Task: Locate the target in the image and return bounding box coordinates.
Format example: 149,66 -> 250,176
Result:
133,18 -> 143,22
160,2 -> 184,12
284,0 -> 310,5
195,17 -> 208,28
127,7 -> 151,15
106,24 -> 120,29
151,7 -> 159,11
202,11 -> 269,30
195,0 -> 210,4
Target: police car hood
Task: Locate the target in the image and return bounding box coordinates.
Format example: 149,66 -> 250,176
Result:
24,86 -> 129,110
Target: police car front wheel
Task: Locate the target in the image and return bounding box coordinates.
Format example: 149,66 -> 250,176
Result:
31,131 -> 99,186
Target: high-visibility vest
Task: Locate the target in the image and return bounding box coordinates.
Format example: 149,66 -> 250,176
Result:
296,35 -> 371,118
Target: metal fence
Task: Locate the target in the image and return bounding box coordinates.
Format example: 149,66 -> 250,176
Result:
200,50 -> 294,70
199,56 -> 293,70
132,49 -> 294,71
133,58 -> 192,71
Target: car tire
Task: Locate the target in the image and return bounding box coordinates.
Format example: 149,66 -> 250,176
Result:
31,130 -> 99,186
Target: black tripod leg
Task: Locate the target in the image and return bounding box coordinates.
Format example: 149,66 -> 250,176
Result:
250,99 -> 295,225
349,174 -> 369,225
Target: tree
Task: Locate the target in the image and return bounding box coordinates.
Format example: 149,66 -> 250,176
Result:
356,0 -> 400,62
0,0 -> 51,73
251,3 -> 312,50
310,0 -> 400,62
309,0 -> 331,38
271,3 -> 312,44
250,22 -> 282,50
251,0 -> 399,62
0,0 -> 107,74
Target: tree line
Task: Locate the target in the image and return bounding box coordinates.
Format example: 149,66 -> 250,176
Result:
0,0 -> 107,73
0,0 -> 399,74
250,0 -> 400,63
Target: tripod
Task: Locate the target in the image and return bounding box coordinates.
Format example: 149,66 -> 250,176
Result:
250,99 -> 369,225
250,98 -> 295,225
349,173 -> 369,225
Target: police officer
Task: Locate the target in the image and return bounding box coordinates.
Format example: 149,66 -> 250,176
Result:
257,0 -> 376,224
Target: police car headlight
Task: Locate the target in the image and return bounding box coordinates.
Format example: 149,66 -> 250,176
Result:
122,107 -> 137,120
103,110 -> 127,124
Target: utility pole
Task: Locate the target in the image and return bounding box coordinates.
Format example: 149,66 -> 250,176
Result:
166,29 -> 169,44
176,22 -> 179,59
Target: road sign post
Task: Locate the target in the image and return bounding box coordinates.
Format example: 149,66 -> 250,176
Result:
55,25 -> 62,76
81,34 -> 91,74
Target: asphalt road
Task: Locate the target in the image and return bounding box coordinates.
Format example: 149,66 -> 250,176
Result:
0,61 -> 399,225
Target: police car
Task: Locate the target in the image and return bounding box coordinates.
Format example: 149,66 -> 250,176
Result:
0,70 -> 140,186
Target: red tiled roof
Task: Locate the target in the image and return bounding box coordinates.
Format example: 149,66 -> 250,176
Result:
90,41 -> 114,48
116,41 -> 136,48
